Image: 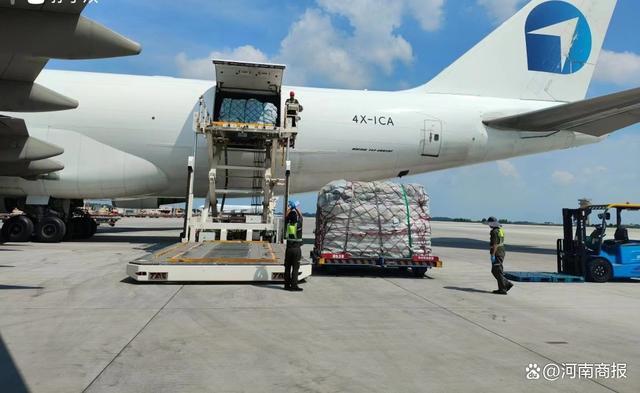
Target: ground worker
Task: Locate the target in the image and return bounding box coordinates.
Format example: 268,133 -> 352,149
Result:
284,200 -> 303,291
285,91 -> 303,128
485,216 -> 513,295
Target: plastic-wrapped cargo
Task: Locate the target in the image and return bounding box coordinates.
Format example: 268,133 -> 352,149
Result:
228,99 -> 248,122
260,103 -> 278,124
245,99 -> 264,123
219,98 -> 278,125
315,180 -> 432,259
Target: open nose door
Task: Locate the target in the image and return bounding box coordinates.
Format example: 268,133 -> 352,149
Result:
421,119 -> 443,157
213,60 -> 285,94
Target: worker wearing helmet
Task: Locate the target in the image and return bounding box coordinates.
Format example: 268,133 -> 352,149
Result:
285,91 -> 303,128
485,217 -> 513,295
284,200 -> 303,291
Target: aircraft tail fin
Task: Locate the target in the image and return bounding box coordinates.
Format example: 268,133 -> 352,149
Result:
419,0 -> 617,102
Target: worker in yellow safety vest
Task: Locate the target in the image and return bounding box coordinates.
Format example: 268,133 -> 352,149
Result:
284,200 -> 303,291
485,217 -> 513,295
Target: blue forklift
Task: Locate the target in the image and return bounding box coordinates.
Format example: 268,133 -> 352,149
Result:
557,203 -> 640,282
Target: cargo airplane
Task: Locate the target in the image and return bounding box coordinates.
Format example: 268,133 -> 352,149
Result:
1,0 -> 638,242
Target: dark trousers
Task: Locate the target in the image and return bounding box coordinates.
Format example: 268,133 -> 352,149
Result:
491,254 -> 512,291
284,244 -> 302,288
287,113 -> 298,127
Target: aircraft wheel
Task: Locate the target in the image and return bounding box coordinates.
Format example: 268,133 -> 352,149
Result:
63,219 -> 78,241
86,217 -> 98,238
35,217 -> 67,243
74,217 -> 97,240
2,215 -> 34,243
587,258 -> 612,283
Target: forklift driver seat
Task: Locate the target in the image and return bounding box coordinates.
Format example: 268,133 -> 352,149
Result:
614,226 -> 629,242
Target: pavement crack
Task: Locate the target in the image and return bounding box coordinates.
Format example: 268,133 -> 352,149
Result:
81,285 -> 184,393
382,278 -> 620,393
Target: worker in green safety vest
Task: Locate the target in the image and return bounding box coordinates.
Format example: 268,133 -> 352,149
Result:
284,200 -> 303,291
485,217 -> 514,295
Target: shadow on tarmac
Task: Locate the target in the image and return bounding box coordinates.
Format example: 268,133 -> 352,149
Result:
0,285 -> 42,290
432,237 -> 556,255
312,265 -> 433,279
443,286 -> 493,294
77,235 -> 176,247
120,278 -> 305,290
0,335 -> 30,393
97,226 -> 181,234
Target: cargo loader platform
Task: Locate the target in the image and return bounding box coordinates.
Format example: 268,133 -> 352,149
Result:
128,241 -> 312,282
127,60 -> 307,283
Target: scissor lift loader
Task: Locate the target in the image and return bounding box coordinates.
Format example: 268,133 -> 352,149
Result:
127,60 -> 312,282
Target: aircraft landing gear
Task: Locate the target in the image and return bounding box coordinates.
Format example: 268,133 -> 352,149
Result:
1,197 -> 98,243
68,216 -> 98,240
35,216 -> 67,243
1,215 -> 34,243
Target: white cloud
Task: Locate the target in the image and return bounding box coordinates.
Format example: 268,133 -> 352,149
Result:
594,50 -> 640,86
275,9 -> 370,88
314,0 -> 413,75
583,166 -> 607,177
552,171 -> 576,186
477,0 -> 526,23
176,45 -> 269,80
407,0 -> 445,31
497,160 -> 519,179
175,0 -> 446,88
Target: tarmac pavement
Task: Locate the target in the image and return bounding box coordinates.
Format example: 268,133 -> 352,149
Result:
0,218 -> 638,393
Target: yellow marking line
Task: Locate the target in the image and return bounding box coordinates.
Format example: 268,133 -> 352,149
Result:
154,243 -> 185,258
169,243 -> 203,260
265,243 -> 277,262
166,241 -> 279,264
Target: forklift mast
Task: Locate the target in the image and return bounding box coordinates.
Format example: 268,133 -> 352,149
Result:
557,208 -> 590,277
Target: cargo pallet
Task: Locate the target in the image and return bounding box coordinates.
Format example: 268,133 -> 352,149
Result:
314,252 -> 442,277
128,60 -> 302,283
505,272 -> 585,283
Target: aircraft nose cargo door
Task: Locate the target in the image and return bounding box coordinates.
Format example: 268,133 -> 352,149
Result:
421,119 -> 443,157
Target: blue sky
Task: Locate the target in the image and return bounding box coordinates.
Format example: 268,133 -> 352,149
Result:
51,0 -> 640,223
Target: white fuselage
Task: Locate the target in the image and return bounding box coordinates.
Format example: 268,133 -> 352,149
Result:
0,70 -> 602,200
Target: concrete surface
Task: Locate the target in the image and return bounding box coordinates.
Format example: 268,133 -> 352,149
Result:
0,218 -> 638,393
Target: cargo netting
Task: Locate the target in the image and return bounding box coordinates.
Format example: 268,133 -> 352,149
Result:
315,180 -> 432,259
219,98 -> 278,125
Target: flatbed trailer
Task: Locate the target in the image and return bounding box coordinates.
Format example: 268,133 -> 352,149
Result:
128,241 -> 312,282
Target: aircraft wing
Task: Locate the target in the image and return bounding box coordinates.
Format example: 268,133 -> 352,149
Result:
484,87 -> 640,137
0,0 -> 141,177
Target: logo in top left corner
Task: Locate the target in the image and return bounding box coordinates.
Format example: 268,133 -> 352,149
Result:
12,1 -> 97,5
10,1 -> 47,5
525,1 -> 592,75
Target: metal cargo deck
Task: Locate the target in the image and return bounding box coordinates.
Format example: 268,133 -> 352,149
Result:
128,241 -> 312,282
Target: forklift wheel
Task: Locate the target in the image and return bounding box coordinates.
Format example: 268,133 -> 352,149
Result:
587,258 -> 612,283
